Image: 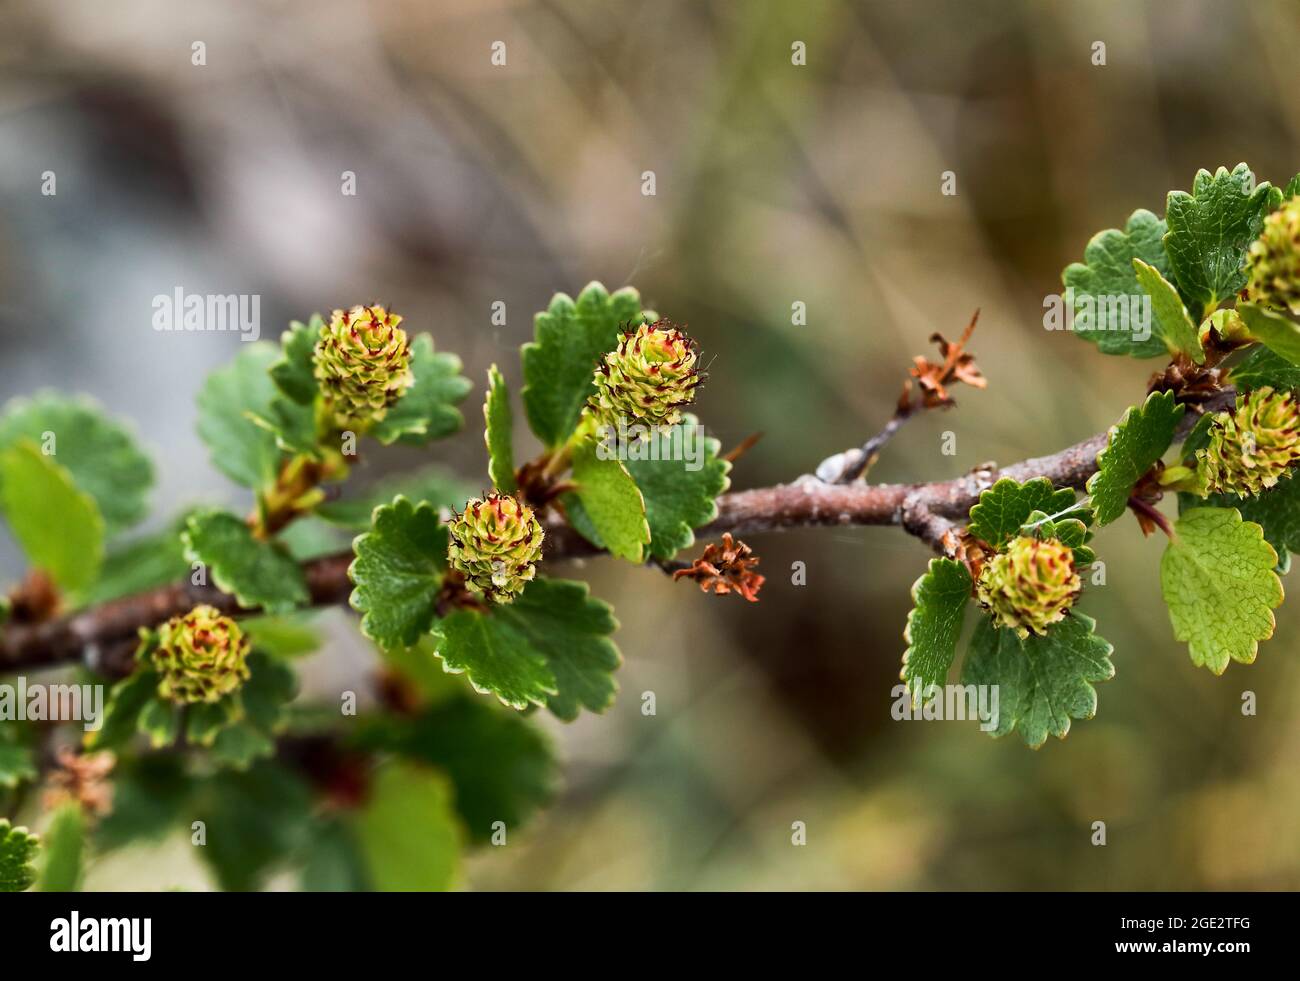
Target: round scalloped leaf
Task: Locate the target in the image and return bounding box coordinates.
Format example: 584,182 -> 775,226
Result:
967,477 -> 1078,547
1087,390 -> 1184,526
900,558 -> 971,697
348,496 -> 448,650
1161,507 -> 1284,674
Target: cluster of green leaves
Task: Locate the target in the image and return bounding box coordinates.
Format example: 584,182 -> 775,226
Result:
1,282 -> 734,890
902,478 -> 1111,748
350,282 -> 730,719
902,166 -> 1300,746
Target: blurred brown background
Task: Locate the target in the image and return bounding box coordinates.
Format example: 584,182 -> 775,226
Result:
1,0 -> 1298,889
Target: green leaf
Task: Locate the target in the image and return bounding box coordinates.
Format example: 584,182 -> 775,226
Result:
1161,507 -> 1283,673
182,510 -> 308,614
37,804 -> 84,892
1164,164 -> 1282,316
185,697 -> 242,747
1230,344 -> 1300,393
967,477 -> 1077,547
299,818 -> 368,892
354,761 -> 461,892
315,466 -> 470,531
1061,209 -> 1171,358
248,395 -> 320,459
82,518 -> 191,605
1131,259 -> 1203,363
622,415 -> 730,560
195,761 -> 314,891
369,335 -> 472,446
483,364 -> 517,494
138,696 -> 180,749
435,613 -> 557,712
358,698 -> 558,844
242,614 -> 321,659
196,342 -> 284,491
437,578 -> 621,720
270,315 -> 322,404
900,558 -> 971,697
210,652 -> 296,768
0,394 -> 153,536
961,613 -> 1115,748
1285,173 -> 1300,200
1086,390 -> 1184,525
349,496 -> 448,650
0,442 -> 104,593
0,818 -> 38,892
569,438 -> 649,563
95,756 -> 193,851
1197,476 -> 1300,570
521,282 -> 650,447
1237,303 -> 1300,366
494,578 -> 621,720
86,667 -> 161,751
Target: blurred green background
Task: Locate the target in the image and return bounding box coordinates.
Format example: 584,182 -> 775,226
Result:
2,0 -> 1299,889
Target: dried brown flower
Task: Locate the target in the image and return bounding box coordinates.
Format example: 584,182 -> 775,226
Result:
672,534 -> 765,602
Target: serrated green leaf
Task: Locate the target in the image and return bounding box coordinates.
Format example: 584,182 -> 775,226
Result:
483,364 -> 517,494
37,804 -> 84,892
900,558 -> 971,697
182,510 -> 308,614
1086,390 -> 1184,525
1230,344 -> 1300,393
1061,209 -> 1171,358
196,342 -> 283,491
348,496 -> 448,650
0,441 -> 104,593
369,335 -> 471,446
436,578 -> 621,720
569,438 -> 649,562
0,394 -> 153,536
0,818 -> 38,892
435,613 -> 557,712
494,578 -> 621,721
1237,303 -> 1300,365
1164,164 -> 1281,316
1132,259 -> 1203,363
521,282 -> 650,448
316,466 -> 470,531
961,613 -> 1114,748
354,760 -> 461,892
357,698 -> 558,844
967,477 -> 1077,547
622,415 -> 730,560
270,315 -> 322,404
1197,475 -> 1300,570
1161,507 -> 1283,673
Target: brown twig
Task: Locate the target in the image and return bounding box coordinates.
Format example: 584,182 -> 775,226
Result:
0,388 -> 1234,678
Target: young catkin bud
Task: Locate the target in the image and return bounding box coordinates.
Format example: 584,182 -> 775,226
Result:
1243,197 -> 1300,315
588,320 -> 701,432
447,494 -> 545,604
976,536 -> 1080,639
1197,386 -> 1300,497
150,605 -> 251,704
313,304 -> 414,430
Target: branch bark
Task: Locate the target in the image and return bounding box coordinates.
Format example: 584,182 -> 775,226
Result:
0,388 -> 1231,678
